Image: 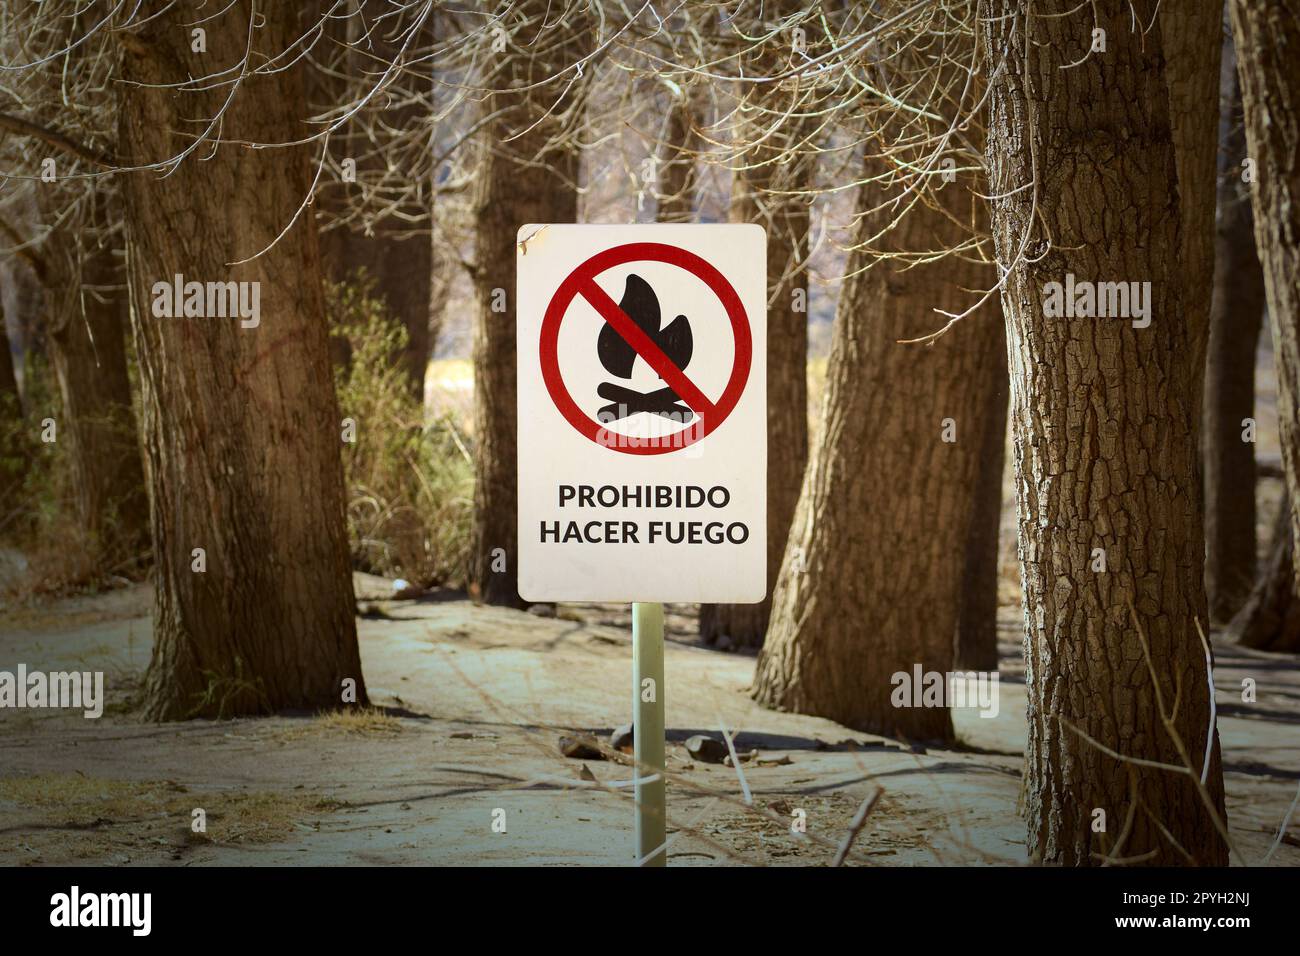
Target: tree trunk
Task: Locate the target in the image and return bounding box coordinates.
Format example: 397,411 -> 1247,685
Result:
1205,38 -> 1266,623
654,92 -> 698,224
955,346 -> 1008,672
314,13 -> 432,399
700,3 -> 813,650
425,6 -> 458,365
8,24 -> 147,559
0,278 -> 25,506
45,212 -> 148,563
983,0 -> 1228,865
1229,0 -> 1300,653
428,217 -> 451,363
0,301 -> 18,412
119,2 -> 366,719
752,170 -> 1002,742
317,19 -> 434,400
469,2 -> 583,607
1,237 -> 48,361
1228,496 -> 1300,650
319,231 -> 431,395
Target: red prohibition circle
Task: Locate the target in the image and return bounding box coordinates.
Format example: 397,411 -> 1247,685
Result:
539,242 -> 752,455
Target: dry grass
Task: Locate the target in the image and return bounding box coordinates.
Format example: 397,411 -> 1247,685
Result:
0,773 -> 340,852
276,706 -> 404,742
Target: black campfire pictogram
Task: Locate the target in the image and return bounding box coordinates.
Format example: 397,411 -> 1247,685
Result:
596,274 -> 694,423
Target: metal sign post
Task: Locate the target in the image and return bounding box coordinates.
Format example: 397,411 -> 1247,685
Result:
632,601 -> 666,866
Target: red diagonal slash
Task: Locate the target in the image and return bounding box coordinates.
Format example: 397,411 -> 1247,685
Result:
576,276 -> 718,420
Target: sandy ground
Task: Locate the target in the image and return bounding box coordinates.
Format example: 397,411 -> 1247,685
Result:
0,575 -> 1297,868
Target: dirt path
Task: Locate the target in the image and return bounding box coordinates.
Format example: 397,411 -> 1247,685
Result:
1,580 -> 1296,866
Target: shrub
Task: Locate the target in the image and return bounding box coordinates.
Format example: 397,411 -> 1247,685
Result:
329,276 -> 473,588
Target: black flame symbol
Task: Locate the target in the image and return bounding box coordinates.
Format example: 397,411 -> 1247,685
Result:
596,274 -> 694,422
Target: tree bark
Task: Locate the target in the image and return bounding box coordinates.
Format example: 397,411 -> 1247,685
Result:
118,2 -> 366,719
1228,0 -> 1300,652
699,3 -> 814,650
1204,38 -> 1266,623
983,0 -> 1228,865
469,1 -> 583,607
44,208 -> 148,562
752,168 -> 1002,742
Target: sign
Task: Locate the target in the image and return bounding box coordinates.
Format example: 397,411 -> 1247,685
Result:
517,223 -> 767,603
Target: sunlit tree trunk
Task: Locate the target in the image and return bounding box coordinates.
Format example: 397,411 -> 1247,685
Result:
752,170 -> 1002,742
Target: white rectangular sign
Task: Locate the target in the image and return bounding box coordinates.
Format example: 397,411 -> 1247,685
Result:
517,223 -> 767,603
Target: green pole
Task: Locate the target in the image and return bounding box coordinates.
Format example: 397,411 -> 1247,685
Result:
632,601 -> 666,866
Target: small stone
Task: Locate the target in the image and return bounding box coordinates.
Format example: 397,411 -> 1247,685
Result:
685,734 -> 728,764
528,604 -> 557,618
610,723 -> 634,752
559,735 -> 604,760
391,579 -> 425,600
723,750 -> 758,767
715,634 -> 734,652
577,764 -> 597,782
